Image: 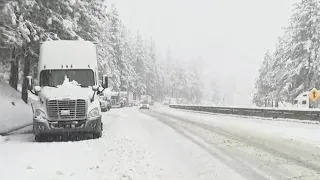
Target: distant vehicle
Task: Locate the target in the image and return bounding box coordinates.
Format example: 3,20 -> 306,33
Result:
170,98 -> 177,104
133,100 -> 139,106
119,100 -> 125,108
106,99 -> 111,110
28,40 -> 108,141
150,100 -> 155,106
141,94 -> 152,104
139,100 -> 150,109
99,96 -> 109,112
163,98 -> 170,105
293,91 -> 320,109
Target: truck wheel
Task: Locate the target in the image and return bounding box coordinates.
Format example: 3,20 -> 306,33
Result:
35,135 -> 44,142
93,132 -> 102,139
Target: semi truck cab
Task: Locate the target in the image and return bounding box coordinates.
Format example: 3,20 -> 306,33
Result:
27,40 -> 108,141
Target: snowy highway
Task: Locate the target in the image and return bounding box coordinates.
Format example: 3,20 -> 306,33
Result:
1,106 -> 320,180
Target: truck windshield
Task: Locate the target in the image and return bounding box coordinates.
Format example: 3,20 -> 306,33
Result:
40,69 -> 95,87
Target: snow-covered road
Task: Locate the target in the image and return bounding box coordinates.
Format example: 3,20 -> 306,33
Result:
1,106 -> 320,180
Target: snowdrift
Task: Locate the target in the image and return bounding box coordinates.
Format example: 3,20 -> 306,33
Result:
0,82 -> 33,134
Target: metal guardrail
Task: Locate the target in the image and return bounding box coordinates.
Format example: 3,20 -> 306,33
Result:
169,104 -> 320,121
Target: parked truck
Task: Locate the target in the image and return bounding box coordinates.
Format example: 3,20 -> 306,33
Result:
27,40 -> 108,141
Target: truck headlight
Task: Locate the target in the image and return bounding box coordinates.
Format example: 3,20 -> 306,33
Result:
88,107 -> 100,118
35,109 -> 46,119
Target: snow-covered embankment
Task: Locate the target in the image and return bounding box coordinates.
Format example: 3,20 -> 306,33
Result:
0,82 -> 33,135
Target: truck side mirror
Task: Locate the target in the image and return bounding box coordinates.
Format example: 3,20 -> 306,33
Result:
102,75 -> 108,88
92,85 -> 99,91
26,76 -> 33,90
34,86 -> 41,93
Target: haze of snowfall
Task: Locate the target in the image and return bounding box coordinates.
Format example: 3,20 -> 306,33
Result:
2,0 -> 319,107
0,0 -> 203,104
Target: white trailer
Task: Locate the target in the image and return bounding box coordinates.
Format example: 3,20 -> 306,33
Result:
293,91 -> 320,109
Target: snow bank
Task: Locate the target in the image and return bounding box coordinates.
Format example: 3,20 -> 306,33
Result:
0,82 -> 33,134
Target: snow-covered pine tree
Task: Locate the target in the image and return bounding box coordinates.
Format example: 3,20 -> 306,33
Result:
133,32 -> 147,95
286,0 -> 320,94
253,50 -> 275,106
105,4 -> 122,91
118,22 -> 135,92
145,38 -> 157,97
255,0 -> 320,105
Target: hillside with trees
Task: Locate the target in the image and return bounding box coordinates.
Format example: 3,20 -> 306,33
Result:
0,0 -> 203,103
254,0 -> 320,107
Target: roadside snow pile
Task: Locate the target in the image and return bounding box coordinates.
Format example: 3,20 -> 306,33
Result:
0,82 -> 33,135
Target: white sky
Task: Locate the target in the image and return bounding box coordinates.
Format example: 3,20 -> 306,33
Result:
109,0 -> 295,105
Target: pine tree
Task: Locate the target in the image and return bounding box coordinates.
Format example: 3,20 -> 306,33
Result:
255,0 -> 320,105
288,0 -> 320,91
253,50 -> 275,106
133,32 -> 147,95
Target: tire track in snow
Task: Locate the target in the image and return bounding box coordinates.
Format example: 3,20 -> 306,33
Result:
141,111 -> 271,180
154,111 -> 320,173
142,110 -> 320,180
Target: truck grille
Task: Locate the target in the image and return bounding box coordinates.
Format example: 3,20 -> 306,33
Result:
47,99 -> 86,120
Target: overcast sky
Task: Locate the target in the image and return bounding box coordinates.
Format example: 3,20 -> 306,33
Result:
108,0 -> 295,105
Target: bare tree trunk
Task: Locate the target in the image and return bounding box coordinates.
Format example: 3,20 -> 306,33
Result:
22,45 -> 30,104
9,47 -> 18,90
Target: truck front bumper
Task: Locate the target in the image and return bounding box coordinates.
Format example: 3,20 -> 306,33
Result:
33,116 -> 102,135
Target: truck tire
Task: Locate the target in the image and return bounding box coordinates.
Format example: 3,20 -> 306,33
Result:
35,134 -> 45,142
93,122 -> 103,139
93,132 -> 102,139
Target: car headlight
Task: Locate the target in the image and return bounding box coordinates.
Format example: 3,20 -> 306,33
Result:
35,109 -> 46,119
88,107 -> 100,118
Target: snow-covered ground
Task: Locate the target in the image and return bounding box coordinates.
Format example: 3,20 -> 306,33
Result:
154,106 -> 320,143
145,105 -> 320,179
0,82 -> 33,135
0,108 -> 245,180
2,105 -> 320,180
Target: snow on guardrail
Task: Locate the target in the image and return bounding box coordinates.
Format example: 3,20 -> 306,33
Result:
169,104 -> 320,121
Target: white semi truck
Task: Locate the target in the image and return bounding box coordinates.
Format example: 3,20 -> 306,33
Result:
27,40 -> 108,141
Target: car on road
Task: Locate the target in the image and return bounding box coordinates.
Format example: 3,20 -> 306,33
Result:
139,100 -> 150,109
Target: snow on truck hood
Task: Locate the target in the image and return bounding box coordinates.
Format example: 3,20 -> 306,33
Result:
40,77 -> 94,101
